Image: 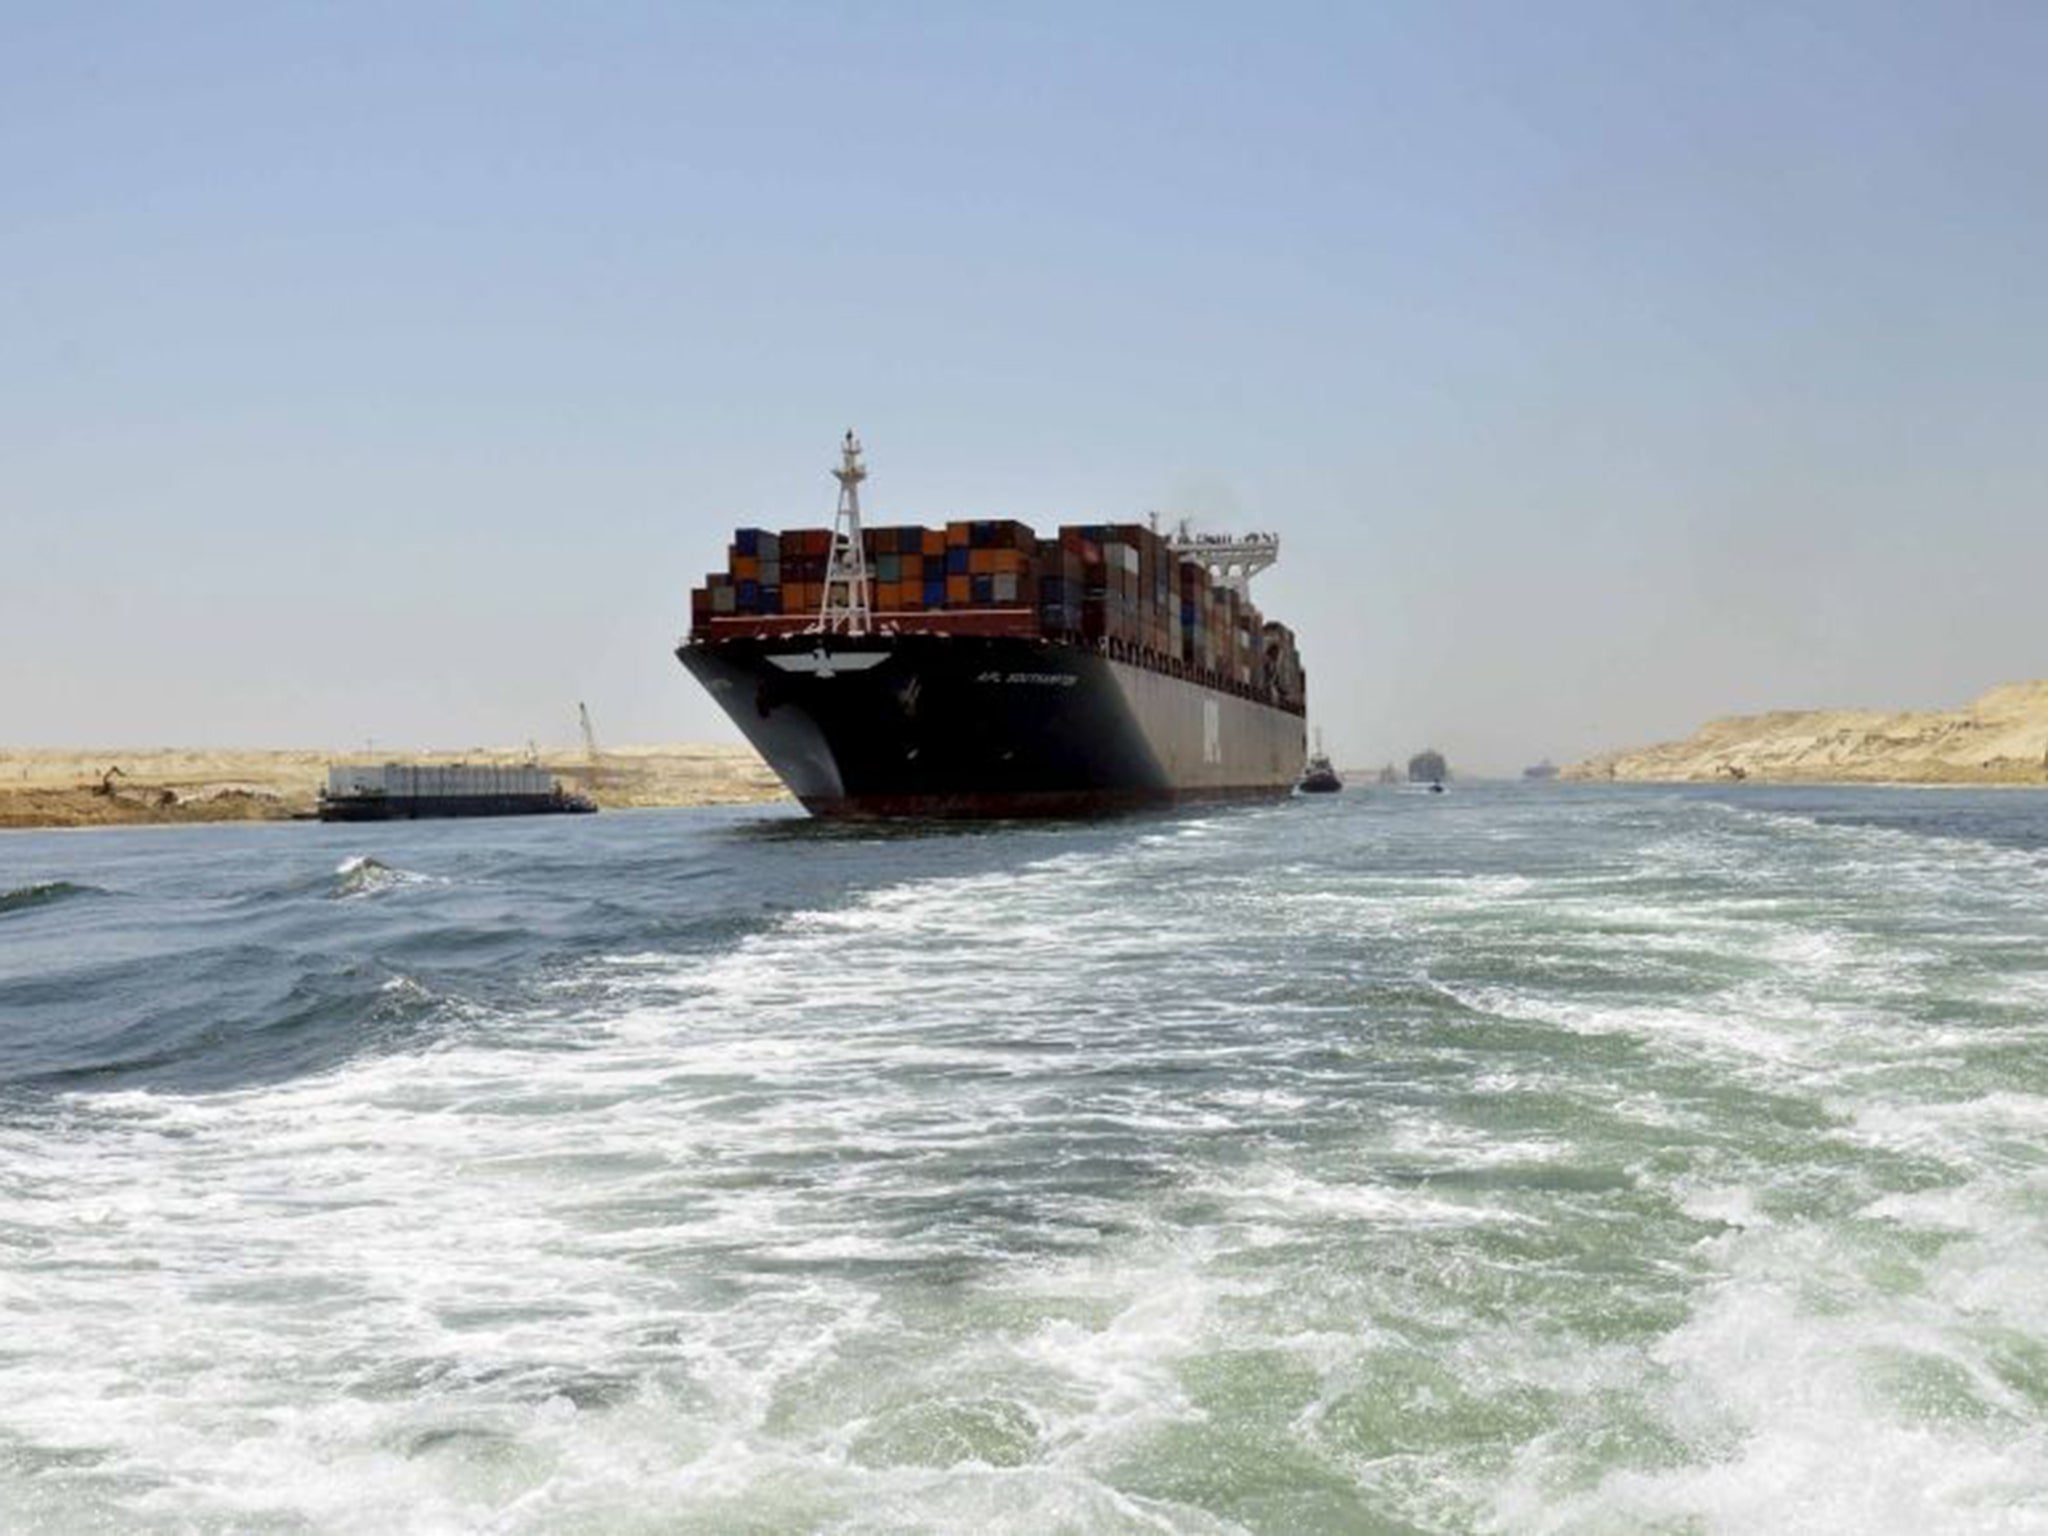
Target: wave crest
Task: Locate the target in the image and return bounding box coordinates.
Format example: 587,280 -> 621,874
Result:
332,856 -> 437,899
0,880 -> 103,916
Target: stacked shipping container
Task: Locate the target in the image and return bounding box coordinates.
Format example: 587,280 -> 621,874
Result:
689,519 -> 1306,712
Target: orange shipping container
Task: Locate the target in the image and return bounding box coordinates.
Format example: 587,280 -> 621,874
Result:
946,574 -> 972,604
923,529 -> 946,556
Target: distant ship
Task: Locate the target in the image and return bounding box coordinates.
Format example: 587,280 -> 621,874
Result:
1407,748 -> 1448,785
1523,759 -> 1559,781
1298,732 -> 1342,794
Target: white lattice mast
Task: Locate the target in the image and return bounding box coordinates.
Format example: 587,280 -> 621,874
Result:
818,430 -> 873,635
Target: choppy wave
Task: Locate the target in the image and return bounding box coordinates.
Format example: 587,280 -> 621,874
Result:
1,788 -> 2045,1530
332,854 -> 445,899
0,880 -> 103,916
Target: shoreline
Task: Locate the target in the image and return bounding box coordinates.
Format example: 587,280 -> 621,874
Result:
0,801 -> 802,837
1564,680 -> 2048,788
0,745 -> 789,831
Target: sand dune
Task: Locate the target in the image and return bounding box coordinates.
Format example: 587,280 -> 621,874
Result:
0,745 -> 787,829
1566,681 -> 2048,785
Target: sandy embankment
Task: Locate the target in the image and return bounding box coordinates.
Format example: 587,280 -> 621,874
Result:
0,745 -> 787,829
1566,680 -> 2048,786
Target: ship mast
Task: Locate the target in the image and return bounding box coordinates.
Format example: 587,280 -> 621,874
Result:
818,430 -> 873,635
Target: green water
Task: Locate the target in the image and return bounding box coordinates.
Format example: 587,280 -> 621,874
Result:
1,785 -> 2044,1530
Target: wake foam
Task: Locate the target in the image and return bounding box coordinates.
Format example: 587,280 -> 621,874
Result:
7,794 -> 2048,1530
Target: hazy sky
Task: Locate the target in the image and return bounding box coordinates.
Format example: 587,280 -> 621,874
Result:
5,1 -> 2044,771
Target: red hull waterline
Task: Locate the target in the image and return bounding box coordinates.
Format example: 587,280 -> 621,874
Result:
799,783 -> 1294,821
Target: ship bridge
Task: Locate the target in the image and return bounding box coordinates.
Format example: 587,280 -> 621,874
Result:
1166,520 -> 1279,597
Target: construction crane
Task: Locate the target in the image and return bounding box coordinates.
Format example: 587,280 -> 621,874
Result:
578,702 -> 605,794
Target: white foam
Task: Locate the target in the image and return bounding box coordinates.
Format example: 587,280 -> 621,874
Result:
1674,1182 -> 1774,1231
1204,1168 -> 1523,1229
332,854 -> 444,898
9,791 -> 2048,1530
1495,1249 -> 2048,1533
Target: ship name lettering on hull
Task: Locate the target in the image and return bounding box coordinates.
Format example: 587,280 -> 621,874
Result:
976,671 -> 1079,686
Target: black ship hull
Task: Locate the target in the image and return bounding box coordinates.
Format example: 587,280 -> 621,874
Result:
317,793 -> 596,823
677,633 -> 1306,819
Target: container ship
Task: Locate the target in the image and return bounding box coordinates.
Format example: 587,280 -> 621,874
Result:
675,433 -> 1308,819
318,763 -> 597,822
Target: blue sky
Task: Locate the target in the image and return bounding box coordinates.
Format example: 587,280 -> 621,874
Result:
4,1 -> 2044,768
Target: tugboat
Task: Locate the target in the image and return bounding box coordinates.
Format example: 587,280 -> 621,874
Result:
1298,731 -> 1342,794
